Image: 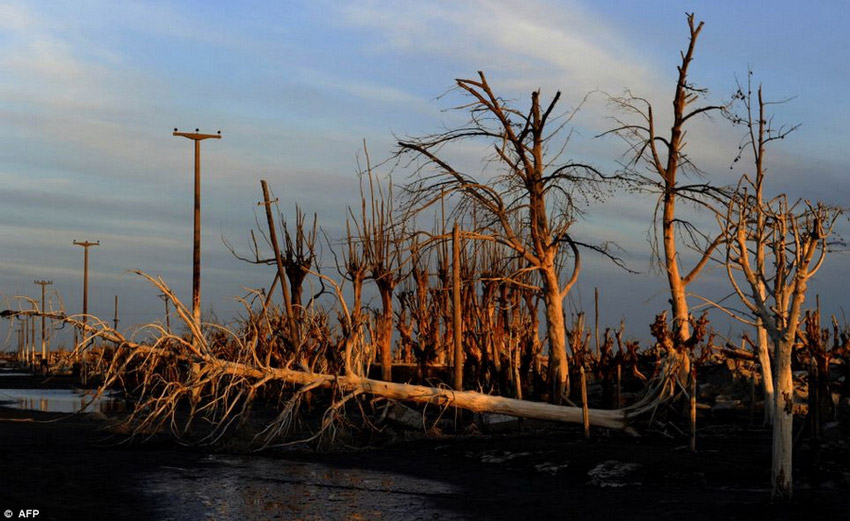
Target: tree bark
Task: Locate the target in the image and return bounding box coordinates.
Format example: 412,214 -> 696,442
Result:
378,284 -> 393,382
663,192 -> 692,380
756,321 -> 775,425
452,223 -> 463,390
772,336 -> 794,499
209,359 -> 633,429
543,267 -> 569,403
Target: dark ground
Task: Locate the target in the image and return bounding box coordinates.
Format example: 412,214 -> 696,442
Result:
1,373 -> 849,521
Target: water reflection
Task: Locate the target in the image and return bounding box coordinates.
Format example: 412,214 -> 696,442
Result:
0,388 -> 125,414
143,455 -> 465,520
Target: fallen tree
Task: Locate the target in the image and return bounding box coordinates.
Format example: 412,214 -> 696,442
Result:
2,272 -> 673,446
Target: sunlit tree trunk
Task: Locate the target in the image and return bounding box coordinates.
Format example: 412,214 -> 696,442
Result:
662,191 -> 692,377
756,317 -> 775,425
772,333 -> 794,498
543,267 -> 569,402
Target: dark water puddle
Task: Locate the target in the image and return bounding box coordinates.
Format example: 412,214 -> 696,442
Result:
142,454 -> 467,520
0,388 -> 126,414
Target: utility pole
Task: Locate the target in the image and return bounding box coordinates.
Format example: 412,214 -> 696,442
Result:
34,280 -> 53,363
158,293 -> 172,334
73,240 -> 100,345
113,294 -> 120,331
173,128 -> 221,335
29,311 -> 35,366
17,322 -> 22,362
18,319 -> 26,364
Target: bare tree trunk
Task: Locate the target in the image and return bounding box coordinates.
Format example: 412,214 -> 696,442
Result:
543,268 -> 569,403
452,223 -> 463,390
260,180 -> 298,340
756,321 -> 775,425
346,271 -> 366,376
378,284 -> 393,382
663,195 -> 692,379
580,363 -> 590,439
772,336 -> 794,499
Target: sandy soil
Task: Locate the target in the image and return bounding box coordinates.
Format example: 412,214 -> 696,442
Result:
1,374 -> 848,520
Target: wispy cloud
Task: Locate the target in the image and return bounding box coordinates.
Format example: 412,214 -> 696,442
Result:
337,0 -> 659,99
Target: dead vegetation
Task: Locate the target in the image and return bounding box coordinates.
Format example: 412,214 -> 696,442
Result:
3,12 -> 848,503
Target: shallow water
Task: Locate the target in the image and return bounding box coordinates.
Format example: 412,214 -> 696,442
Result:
142,454 -> 468,520
0,388 -> 125,414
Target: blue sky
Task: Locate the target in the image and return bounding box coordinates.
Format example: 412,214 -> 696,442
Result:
0,1 -> 847,349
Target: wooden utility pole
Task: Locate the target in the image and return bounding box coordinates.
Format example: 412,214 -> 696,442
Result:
159,293 -> 172,334
18,319 -> 26,363
34,280 -> 52,361
173,128 -> 221,334
452,223 -> 463,391
20,317 -> 25,363
73,240 -> 100,339
23,315 -> 30,364
16,323 -> 22,362
259,180 -> 298,341
20,318 -> 27,364
29,311 -> 35,365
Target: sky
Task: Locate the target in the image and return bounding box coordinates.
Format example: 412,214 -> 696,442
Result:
0,0 -> 847,350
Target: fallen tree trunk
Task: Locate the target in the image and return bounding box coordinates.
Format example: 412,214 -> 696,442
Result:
5,304 -> 666,436
210,358 -> 637,429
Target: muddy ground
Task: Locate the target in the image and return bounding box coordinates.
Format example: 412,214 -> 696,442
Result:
1,374 -> 849,520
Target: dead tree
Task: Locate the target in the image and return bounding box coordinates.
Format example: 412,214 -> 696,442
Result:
723,192 -> 840,499
399,72 -> 614,404
281,207 -> 319,317
7,274 -> 670,447
721,75 -> 802,425
353,147 -> 401,382
720,75 -> 841,499
339,214 -> 369,376
604,13 -> 726,378
224,182 -> 319,344
801,309 -> 833,437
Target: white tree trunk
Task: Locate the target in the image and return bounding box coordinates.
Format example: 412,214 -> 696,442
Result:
756,323 -> 775,426
771,338 -> 794,499
210,359 -> 634,429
